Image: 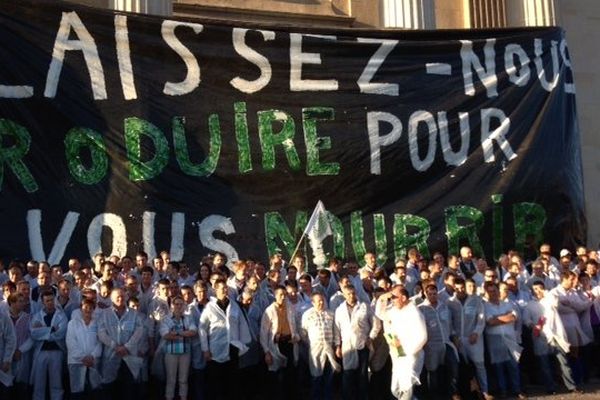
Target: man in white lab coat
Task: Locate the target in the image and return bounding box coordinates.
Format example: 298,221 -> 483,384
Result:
375,285 -> 427,400
7,292 -> 32,399
199,279 -> 250,400
98,288 -> 144,400
301,292 -> 340,400
549,270 -> 591,389
30,290 -> 68,400
418,283 -> 459,399
260,285 -> 300,400
483,282 -> 525,399
334,284 -> 375,400
66,298 -> 103,400
0,304 -> 16,398
523,281 -> 577,394
447,278 -> 490,400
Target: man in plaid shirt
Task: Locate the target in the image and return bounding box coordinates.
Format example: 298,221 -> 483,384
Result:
301,292 -> 341,400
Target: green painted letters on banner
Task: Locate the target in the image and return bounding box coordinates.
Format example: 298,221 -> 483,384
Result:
351,211 -> 367,262
125,117 -> 169,181
258,110 -> 301,171
234,102 -> 252,173
393,214 -> 430,260
302,107 -> 340,176
373,214 -> 388,266
64,127 -> 108,185
350,212 -> 391,265
513,202 -> 546,257
0,119 -> 38,193
445,205 -> 484,257
327,211 -> 345,259
172,116 -> 221,177
264,211 -> 307,258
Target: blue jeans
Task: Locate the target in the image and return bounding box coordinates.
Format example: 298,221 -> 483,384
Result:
426,344 -> 459,397
493,357 -> 520,394
567,346 -> 585,387
445,344 -> 460,395
473,361 -> 489,393
536,354 -> 557,391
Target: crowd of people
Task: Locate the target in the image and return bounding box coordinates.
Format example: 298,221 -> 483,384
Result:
0,243 -> 600,400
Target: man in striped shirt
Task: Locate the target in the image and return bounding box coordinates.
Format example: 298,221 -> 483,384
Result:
301,292 -> 340,400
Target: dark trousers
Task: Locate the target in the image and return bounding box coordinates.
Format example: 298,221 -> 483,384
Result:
370,356 -> 393,400
239,364 -> 262,400
342,348 -> 370,400
189,367 -> 206,400
107,361 -> 139,400
592,325 -> 600,378
207,360 -> 234,400
567,346 -> 585,387
425,345 -> 460,398
310,363 -> 334,400
268,341 -> 297,400
71,389 -> 101,400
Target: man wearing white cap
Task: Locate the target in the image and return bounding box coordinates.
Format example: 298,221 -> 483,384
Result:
559,250 -> 577,274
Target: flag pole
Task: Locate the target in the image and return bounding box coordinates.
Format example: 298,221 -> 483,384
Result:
288,232 -> 307,267
287,200 -> 324,267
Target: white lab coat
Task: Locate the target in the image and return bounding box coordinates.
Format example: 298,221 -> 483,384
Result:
199,298 -> 250,363
29,308 -> 68,383
334,301 -> 375,370
447,294 -> 486,363
329,291 -> 345,313
66,317 -> 102,392
97,306 -> 144,383
375,298 -> 427,398
484,301 -> 522,364
0,300 -> 8,316
10,311 -> 33,383
550,285 -> 592,347
579,287 -> 600,344
525,274 -> 557,291
185,300 -> 207,370
347,274 -> 371,304
260,301 -> 300,372
56,296 -> 79,321
522,294 -> 570,356
418,299 -> 455,371
312,281 -> 339,307
137,284 -> 156,315
0,312 -> 16,370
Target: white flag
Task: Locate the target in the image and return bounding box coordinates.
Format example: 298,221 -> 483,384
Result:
303,200 -> 332,268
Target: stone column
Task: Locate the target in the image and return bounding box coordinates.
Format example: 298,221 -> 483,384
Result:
382,0 -> 435,29
468,0 -> 507,28
110,0 -> 172,16
506,0 -> 556,27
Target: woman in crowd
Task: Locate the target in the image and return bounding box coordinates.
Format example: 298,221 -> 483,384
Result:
159,295 -> 197,400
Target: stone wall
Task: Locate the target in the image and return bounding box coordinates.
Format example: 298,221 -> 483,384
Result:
556,0 -> 600,246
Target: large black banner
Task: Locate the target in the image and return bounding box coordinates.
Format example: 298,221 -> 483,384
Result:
0,0 -> 585,267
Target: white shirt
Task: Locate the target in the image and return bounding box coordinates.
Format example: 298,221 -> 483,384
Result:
66,317 -> 102,364
334,301 -> 375,370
